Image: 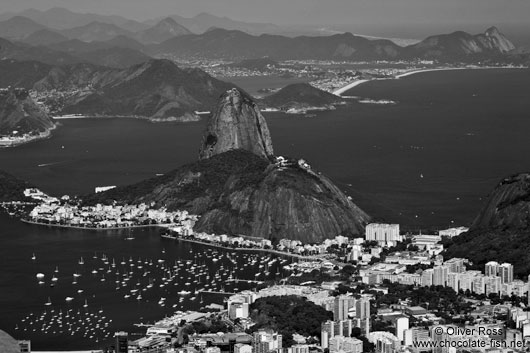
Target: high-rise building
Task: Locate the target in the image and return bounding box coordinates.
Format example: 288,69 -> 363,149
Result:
334,295 -> 356,321
499,263 -> 514,284
355,298 -> 370,320
472,276 -> 487,295
433,265 -> 449,286
115,331 -> 128,353
365,223 -> 401,245
444,258 -> 466,273
229,302 -> 249,319
287,344 -> 310,353
329,336 -> 363,353
447,272 -> 460,292
404,328 -> 430,351
485,261 -> 500,277
234,344 -> 253,353
395,316 -> 409,342
421,269 -> 433,287
253,330 -> 282,353
486,276 -> 502,295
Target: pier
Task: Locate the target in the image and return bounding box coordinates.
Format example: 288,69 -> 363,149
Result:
198,290 -> 237,295
226,279 -> 264,284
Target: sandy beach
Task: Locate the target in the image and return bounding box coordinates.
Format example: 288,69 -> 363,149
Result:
333,65 -> 525,96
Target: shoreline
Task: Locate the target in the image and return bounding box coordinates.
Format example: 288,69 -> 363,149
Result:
0,124 -> 57,148
170,236 -> 321,260
52,113 -> 207,122
20,219 -> 177,231
333,65 -> 527,96
19,218 -> 320,260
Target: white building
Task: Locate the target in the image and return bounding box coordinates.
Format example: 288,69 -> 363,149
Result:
365,224 -> 401,246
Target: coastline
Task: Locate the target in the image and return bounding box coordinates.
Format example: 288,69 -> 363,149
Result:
20,218 -> 320,260
20,218 -> 177,231
333,65 -> 527,96
52,113 -> 205,123
171,236 -> 321,260
0,124 -> 57,149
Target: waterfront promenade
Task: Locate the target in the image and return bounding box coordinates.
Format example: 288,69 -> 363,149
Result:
167,236 -> 322,261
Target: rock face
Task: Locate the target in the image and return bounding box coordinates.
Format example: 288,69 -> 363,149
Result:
0,87 -> 54,136
199,88 -> 274,160
89,89 -> 370,242
88,150 -> 370,243
0,329 -> 20,353
471,173 -> 530,231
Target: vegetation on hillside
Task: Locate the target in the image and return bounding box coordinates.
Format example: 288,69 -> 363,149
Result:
0,170 -> 33,202
442,230 -> 530,278
249,295 -> 333,346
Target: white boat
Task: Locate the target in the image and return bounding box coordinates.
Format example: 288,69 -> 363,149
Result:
31,253 -> 36,261
36,273 -> 45,279
78,257 -> 84,265
65,297 -> 74,302
45,297 -> 52,306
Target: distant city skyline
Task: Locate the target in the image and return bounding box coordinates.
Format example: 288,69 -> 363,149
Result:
1,0 -> 530,27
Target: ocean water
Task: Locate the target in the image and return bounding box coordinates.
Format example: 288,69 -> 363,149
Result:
1,68 -> 529,349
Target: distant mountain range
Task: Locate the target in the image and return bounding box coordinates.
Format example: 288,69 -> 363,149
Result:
154,26 -> 521,62
0,7 -> 525,64
0,35 -> 151,68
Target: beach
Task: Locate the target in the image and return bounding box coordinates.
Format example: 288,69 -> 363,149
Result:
333,65 -> 526,96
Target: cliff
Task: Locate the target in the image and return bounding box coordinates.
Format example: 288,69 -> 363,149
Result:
0,87 -> 55,136
85,149 -> 370,243
87,89 -> 370,242
199,88 -> 274,160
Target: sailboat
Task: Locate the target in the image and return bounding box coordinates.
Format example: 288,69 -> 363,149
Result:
78,257 -> 84,265
45,297 -> 52,306
31,253 -> 36,261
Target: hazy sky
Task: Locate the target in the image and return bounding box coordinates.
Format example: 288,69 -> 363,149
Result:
2,0 -> 530,26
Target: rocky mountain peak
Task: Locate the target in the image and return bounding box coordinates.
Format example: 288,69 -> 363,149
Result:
199,88 -> 274,160
485,26 -> 501,37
